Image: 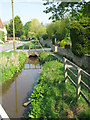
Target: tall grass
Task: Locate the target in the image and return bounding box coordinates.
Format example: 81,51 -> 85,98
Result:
0,51 -> 27,82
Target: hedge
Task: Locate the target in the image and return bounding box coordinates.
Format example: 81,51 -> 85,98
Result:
70,17 -> 90,56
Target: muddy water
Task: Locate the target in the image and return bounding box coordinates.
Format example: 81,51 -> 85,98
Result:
2,57 -> 41,118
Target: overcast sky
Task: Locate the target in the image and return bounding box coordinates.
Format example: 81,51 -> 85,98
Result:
0,0 -> 89,25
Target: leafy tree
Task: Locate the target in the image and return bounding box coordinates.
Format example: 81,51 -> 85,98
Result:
28,31 -> 35,40
43,0 -> 88,21
28,19 -> 46,39
24,21 -> 31,39
29,19 -> 40,33
7,16 -> 24,37
46,18 -> 69,41
46,22 -> 56,38
36,25 -> 46,39
7,19 -> 13,37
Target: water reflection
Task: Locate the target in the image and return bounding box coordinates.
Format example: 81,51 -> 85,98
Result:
15,79 -> 18,113
2,57 -> 41,118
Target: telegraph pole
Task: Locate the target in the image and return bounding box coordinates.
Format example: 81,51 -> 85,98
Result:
11,0 -> 15,51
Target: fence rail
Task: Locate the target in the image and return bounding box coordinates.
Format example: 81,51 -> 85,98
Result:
64,57 -> 90,105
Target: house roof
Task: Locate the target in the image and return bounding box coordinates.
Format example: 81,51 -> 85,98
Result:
0,18 -> 4,29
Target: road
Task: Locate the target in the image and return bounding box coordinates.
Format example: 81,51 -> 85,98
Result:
0,41 -> 51,52
0,41 -> 29,52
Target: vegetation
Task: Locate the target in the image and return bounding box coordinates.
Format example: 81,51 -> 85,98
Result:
46,18 -> 69,41
43,1 -> 89,21
24,21 -> 31,39
28,19 -> 46,40
0,51 -> 27,82
39,51 -> 58,64
70,17 -> 90,56
17,44 -> 42,50
6,16 -> 24,38
0,30 -> 5,42
42,34 -> 48,40
60,39 -> 71,48
28,51 -> 89,119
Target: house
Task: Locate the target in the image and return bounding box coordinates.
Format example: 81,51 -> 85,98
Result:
0,18 -> 7,41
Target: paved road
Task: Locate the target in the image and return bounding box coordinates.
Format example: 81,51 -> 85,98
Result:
0,41 -> 29,52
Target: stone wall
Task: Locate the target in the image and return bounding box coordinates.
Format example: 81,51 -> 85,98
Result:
40,38 -> 90,73
53,46 -> 90,73
40,38 -> 52,47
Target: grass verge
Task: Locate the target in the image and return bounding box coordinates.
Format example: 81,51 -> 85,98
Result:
28,51 -> 89,119
0,51 -> 27,83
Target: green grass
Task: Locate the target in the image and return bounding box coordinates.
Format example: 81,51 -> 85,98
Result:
0,51 -> 27,83
28,51 -> 89,119
17,44 -> 42,49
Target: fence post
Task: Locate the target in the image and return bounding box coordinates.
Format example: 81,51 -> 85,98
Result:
76,68 -> 81,101
64,57 -> 68,82
55,46 -> 58,52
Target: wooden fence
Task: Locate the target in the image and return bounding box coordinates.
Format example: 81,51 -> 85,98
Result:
64,57 -> 90,104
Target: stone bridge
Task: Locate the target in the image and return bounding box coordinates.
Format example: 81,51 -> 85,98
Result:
16,39 -> 51,57
16,48 -> 51,57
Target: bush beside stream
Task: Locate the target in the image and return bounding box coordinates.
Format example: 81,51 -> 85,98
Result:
0,51 -> 27,82
28,51 -> 89,119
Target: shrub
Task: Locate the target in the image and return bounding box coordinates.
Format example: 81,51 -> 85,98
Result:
20,35 -> 26,40
44,44 -> 50,48
0,30 -> 5,42
42,34 -> 48,40
60,40 -> 67,47
39,51 -> 58,64
70,17 -> 90,56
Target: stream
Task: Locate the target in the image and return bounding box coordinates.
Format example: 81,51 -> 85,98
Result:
2,57 -> 41,118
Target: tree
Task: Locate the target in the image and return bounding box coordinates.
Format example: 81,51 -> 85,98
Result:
29,19 -> 40,33
46,18 -> 69,41
7,16 -> 24,37
70,17 -> 90,56
28,31 -> 35,40
46,22 -> 56,38
28,19 -> 40,39
24,21 -> 31,39
36,25 -> 46,39
43,0 -> 88,21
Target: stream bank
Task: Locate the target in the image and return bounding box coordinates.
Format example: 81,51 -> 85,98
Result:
1,57 -> 41,118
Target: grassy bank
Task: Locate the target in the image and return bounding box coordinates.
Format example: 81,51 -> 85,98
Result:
28,51 -> 89,119
0,51 -> 27,82
17,44 -> 41,49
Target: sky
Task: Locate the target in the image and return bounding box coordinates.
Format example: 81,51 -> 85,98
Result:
0,0 -> 52,25
0,0 -> 89,25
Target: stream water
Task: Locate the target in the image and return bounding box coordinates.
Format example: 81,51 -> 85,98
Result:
2,57 -> 41,118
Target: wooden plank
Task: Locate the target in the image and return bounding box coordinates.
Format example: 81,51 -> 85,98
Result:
63,57 -> 90,77
67,75 -> 77,88
81,69 -> 90,78
64,58 -> 68,82
63,57 -> 78,70
81,80 -> 90,91
67,68 -> 77,78
80,91 -> 90,104
76,68 -> 81,100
